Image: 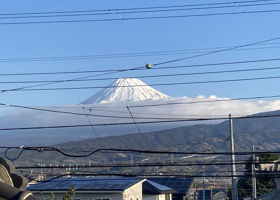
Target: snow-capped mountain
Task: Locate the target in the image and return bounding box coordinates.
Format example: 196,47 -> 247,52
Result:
81,78 -> 171,104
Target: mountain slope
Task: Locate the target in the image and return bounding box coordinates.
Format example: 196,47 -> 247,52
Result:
14,110 -> 280,166
80,78 -> 171,104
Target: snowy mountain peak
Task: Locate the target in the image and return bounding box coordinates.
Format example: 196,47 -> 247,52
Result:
81,78 -> 171,104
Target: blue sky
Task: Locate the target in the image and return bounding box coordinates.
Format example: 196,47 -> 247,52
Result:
0,0 -> 280,106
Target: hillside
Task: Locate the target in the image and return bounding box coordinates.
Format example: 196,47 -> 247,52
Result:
13,110 -> 280,168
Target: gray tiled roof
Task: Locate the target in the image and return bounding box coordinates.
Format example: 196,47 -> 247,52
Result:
28,177 -> 143,192
148,178 -> 193,195
143,180 -> 175,194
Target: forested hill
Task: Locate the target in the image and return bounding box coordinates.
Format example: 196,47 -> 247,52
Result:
12,110 -> 280,166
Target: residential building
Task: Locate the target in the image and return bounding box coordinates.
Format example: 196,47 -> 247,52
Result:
148,178 -> 195,200
28,177 -> 177,200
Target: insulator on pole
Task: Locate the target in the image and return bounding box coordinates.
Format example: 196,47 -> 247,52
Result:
145,63 -> 152,69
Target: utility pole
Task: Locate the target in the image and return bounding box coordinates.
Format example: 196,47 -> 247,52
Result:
229,114 -> 238,200
202,165 -> 205,200
130,155 -> 133,165
252,145 -> 257,200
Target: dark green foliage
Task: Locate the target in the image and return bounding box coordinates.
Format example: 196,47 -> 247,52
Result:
63,187 -> 76,200
237,153 -> 280,199
46,187 -> 75,200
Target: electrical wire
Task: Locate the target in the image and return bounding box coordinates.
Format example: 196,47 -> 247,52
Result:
0,2 -> 279,20
1,36 -> 276,94
82,107 -> 235,118
3,65 -> 280,84
14,160 -> 279,169
1,57 -> 280,77
0,63 -> 146,94
1,91 -> 280,121
0,36 -> 277,96
1,9 -> 280,25
1,112 -> 280,131
6,75 -> 280,91
0,101 -> 222,120
130,94 -> 280,108
0,44 -> 279,63
153,36 -> 280,66
82,107 -> 105,148
126,106 -> 149,149
0,0 -> 274,16
2,146 -> 280,158
22,172 -> 254,180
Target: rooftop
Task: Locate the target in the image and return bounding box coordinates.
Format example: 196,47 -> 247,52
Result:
148,178 -> 193,195
28,177 -> 143,192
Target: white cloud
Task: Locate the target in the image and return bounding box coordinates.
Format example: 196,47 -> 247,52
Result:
1,95 -> 280,146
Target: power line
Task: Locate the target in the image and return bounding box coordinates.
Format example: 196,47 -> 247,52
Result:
126,106 -> 148,148
1,37 -> 275,94
0,43 -> 279,63
82,107 -> 235,118
0,9 -> 280,25
23,172 -> 280,179
3,145 -> 280,158
12,159 -> 280,168
153,36 -> 280,66
0,101 -> 193,120
11,161 -> 253,168
81,107 -> 104,148
0,2 -> 279,20
0,64 -> 146,94
130,94 -> 280,108
0,102 -> 243,118
1,37 -> 275,95
0,0 -> 274,16
23,170 -> 250,176
1,112 -> 280,131
16,166 -> 249,175
2,65 -> 280,84
1,57 -> 280,76
6,75 -> 280,91
1,92 -> 280,116
19,173 -> 250,180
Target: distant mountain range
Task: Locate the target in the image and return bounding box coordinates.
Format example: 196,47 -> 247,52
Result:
2,78 -> 280,147
14,110 -> 280,169
81,78 -> 171,104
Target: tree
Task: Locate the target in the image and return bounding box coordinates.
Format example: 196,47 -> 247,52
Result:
237,153 -> 280,199
63,187 -> 75,200
47,187 -> 75,200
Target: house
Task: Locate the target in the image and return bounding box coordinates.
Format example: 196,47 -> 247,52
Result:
29,177 -> 145,200
28,177 -> 176,200
148,178 -> 195,200
143,180 -> 175,200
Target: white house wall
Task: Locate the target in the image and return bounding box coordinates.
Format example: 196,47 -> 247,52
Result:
33,192 -> 123,200
123,180 -> 144,200
158,194 -> 166,200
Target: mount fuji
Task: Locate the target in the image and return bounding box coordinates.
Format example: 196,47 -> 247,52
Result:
3,79 -> 280,146
81,78 -> 171,104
